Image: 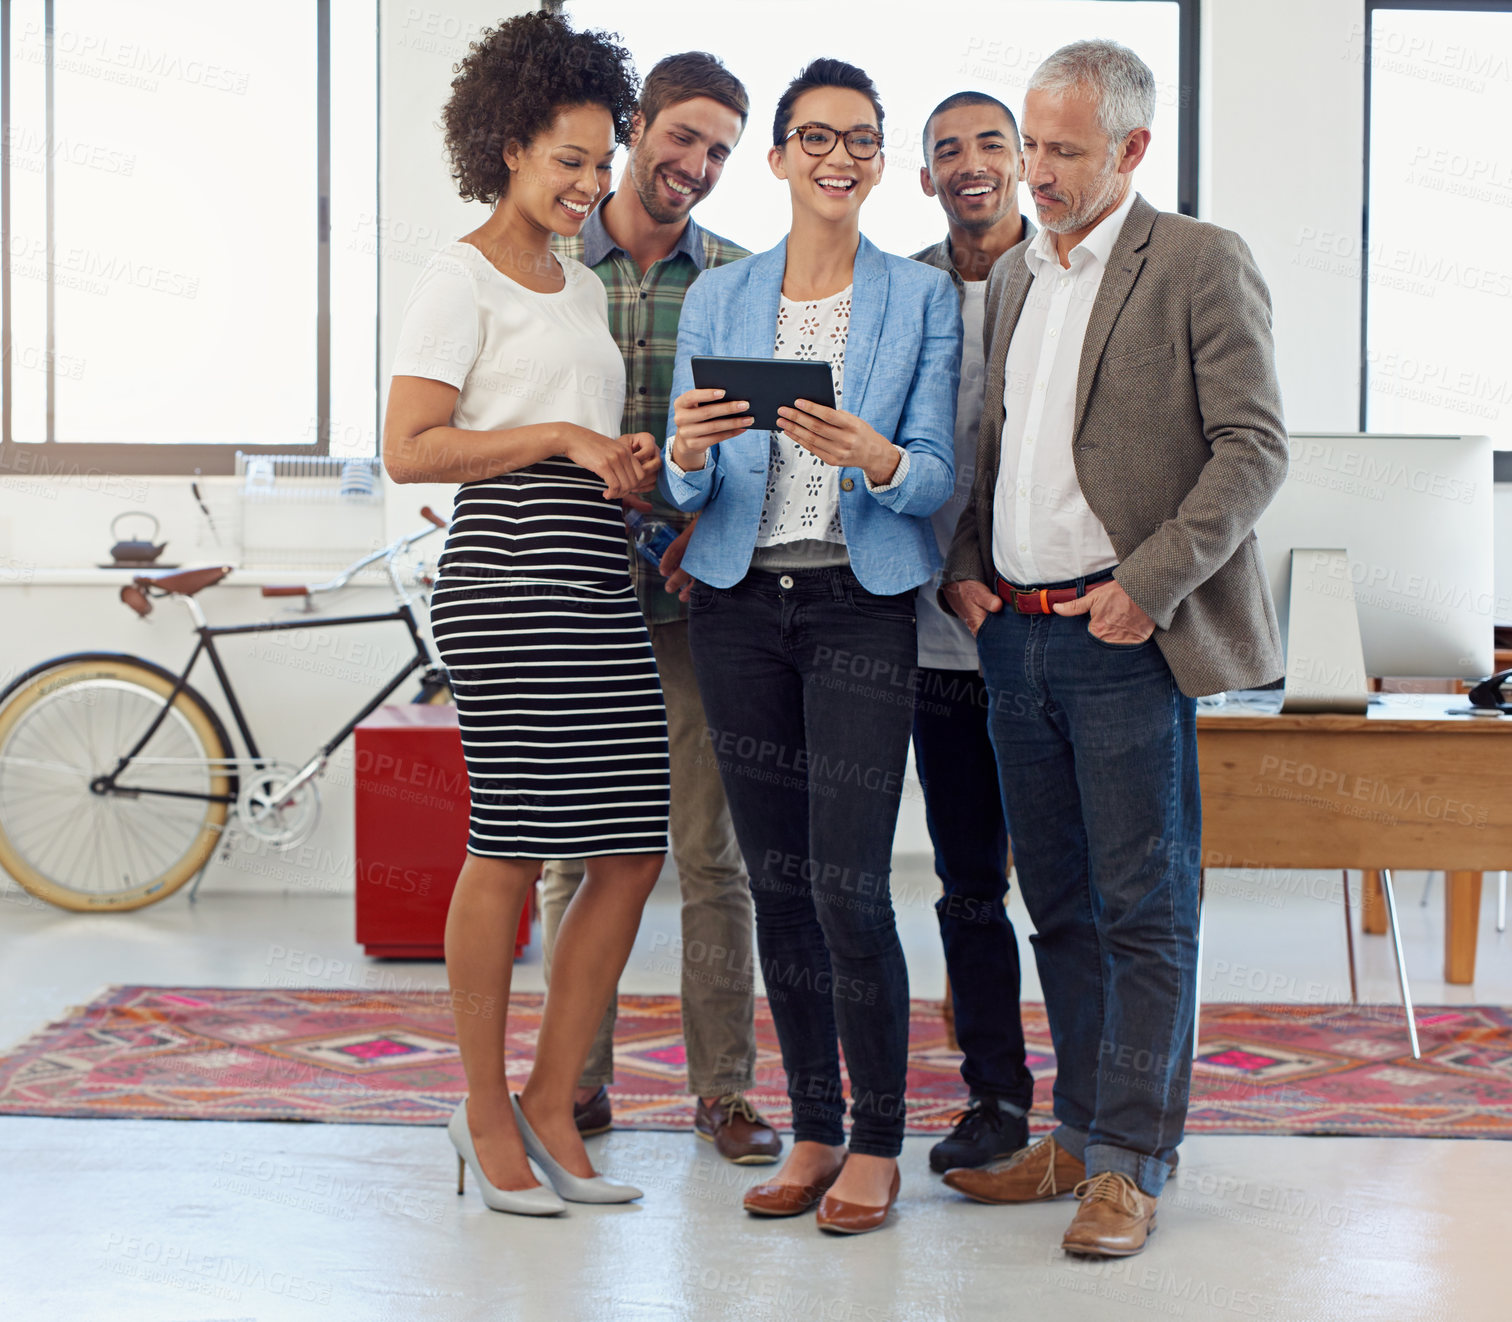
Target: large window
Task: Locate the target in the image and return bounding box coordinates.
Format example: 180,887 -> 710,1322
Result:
0,0 -> 377,473
563,0 -> 1196,257
1363,2 -> 1512,460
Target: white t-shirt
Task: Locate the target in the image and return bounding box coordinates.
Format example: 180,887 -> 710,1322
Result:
917,278 -> 988,671
390,241 -> 625,441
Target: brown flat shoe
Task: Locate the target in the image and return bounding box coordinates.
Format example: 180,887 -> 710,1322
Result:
943,1134 -> 1084,1204
1061,1172 -> 1158,1257
742,1157 -> 846,1217
816,1166 -> 901,1235
695,1094 -> 782,1164
572,1086 -> 612,1138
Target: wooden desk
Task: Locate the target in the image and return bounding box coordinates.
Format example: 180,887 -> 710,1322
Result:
1196,694 -> 1511,984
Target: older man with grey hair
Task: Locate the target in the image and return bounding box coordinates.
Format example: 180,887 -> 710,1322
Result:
938,39 -> 1288,1257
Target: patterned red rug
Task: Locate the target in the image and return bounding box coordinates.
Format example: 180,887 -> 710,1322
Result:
1,986 -> 1508,1137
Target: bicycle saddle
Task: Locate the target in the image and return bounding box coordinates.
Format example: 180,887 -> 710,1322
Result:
120,565 -> 233,617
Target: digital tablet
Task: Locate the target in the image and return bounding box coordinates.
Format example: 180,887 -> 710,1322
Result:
690,356 -> 837,432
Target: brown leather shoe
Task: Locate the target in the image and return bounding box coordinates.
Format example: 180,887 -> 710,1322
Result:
1061,1172 -> 1158,1257
572,1086 -> 612,1138
742,1157 -> 845,1217
816,1165 -> 901,1235
942,1134 -> 1084,1204
695,1094 -> 782,1164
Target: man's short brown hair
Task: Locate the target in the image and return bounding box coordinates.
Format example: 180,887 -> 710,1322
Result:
639,51 -> 749,131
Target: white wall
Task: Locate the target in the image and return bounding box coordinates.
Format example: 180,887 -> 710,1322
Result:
377,0 -> 526,375
1201,0 -> 1364,432
374,0 -> 535,527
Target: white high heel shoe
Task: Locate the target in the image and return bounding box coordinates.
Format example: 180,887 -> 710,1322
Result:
512,1093 -> 643,1203
448,1099 -> 565,1216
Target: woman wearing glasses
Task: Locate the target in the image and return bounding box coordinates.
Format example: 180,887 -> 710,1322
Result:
663,59 -> 961,1235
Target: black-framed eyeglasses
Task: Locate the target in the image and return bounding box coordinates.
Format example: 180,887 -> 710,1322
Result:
782,123 -> 883,160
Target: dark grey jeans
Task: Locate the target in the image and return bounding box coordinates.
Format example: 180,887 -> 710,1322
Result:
688,565 -> 917,1158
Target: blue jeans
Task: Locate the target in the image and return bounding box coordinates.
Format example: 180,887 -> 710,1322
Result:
687,566 -> 916,1158
912,667 -> 1035,1113
976,606 -> 1200,1197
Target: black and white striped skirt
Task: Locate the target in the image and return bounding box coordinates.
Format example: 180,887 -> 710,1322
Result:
428,460 -> 670,859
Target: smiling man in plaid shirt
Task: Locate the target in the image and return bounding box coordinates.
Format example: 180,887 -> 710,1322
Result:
544,52 -> 780,1165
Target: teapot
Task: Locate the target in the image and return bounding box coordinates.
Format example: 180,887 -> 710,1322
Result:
109,511 -> 168,564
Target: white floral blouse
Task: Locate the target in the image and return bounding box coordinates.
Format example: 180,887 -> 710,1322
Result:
755,285 -> 853,547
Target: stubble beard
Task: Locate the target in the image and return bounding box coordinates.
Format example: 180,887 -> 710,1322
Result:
630,153 -> 694,226
1035,152 -> 1124,235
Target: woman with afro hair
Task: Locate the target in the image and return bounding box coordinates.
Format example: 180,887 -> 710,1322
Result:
384,11 -> 668,1216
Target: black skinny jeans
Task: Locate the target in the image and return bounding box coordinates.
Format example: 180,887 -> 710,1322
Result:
911,666 -> 1035,1112
688,565 -> 916,1157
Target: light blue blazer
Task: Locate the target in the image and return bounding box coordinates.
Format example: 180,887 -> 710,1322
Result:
660,234 -> 961,595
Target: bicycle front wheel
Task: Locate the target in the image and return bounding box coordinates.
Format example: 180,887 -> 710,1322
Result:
0,657 -> 233,911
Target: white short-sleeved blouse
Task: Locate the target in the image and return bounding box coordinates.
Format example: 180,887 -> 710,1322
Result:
390,240 -> 625,440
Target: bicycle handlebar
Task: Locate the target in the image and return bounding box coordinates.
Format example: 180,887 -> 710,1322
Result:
257,507 -> 446,601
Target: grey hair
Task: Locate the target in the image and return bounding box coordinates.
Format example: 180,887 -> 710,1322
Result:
1027,39 -> 1156,147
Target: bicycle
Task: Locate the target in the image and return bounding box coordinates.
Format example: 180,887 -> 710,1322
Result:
0,507 -> 453,912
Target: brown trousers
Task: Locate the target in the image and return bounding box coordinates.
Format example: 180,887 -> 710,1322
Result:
540,620 -> 756,1097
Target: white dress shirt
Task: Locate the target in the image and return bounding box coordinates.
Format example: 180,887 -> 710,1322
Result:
990,187 -> 1136,586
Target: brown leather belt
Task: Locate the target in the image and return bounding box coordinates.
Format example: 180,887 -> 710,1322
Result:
995,568 -> 1116,614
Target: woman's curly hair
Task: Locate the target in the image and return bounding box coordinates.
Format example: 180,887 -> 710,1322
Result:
441,11 -> 639,206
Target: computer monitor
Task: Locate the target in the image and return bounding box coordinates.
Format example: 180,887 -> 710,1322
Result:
1252,433 -> 1493,707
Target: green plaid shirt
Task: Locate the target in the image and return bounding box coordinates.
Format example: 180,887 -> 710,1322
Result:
553,199 -> 749,624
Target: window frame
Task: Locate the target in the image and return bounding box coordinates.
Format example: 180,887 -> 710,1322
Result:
0,0 -> 335,476
1174,0 -> 1199,218
1360,0 -> 1512,475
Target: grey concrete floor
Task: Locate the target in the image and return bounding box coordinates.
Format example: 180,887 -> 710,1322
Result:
1,860 -> 1509,1322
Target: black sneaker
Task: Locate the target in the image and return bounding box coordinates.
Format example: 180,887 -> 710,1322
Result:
929,1097 -> 1029,1174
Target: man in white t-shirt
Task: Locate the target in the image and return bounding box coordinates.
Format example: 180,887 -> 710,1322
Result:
909,91 -> 1037,1175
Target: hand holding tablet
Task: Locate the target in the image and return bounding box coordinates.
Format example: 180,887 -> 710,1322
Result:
669,387 -> 753,472
691,357 -> 837,431
672,356 -> 898,486
671,356 -> 837,473
774,398 -> 902,487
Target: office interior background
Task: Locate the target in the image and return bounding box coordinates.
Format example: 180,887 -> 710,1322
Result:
0,1 -> 1509,1319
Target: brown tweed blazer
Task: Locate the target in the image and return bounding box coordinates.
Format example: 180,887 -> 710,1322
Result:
942,193 -> 1289,697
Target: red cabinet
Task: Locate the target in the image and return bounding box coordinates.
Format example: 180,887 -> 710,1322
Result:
354,705 -> 532,958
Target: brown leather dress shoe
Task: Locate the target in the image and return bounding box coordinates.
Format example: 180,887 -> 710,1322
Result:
1061,1172 -> 1158,1257
742,1157 -> 846,1217
695,1094 -> 782,1164
942,1134 -> 1085,1204
816,1166 -> 901,1235
572,1086 -> 612,1138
